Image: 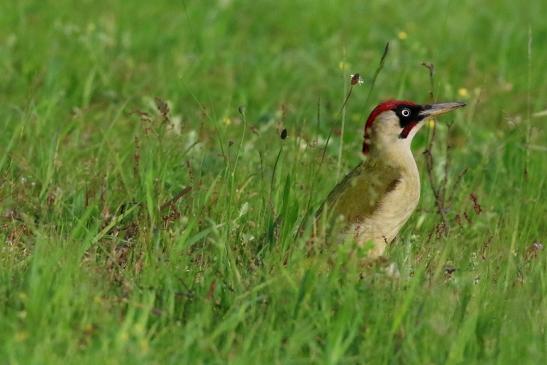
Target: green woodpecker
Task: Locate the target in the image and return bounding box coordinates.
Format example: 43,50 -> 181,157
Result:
315,100 -> 466,257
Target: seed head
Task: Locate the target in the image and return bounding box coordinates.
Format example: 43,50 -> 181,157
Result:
350,73 -> 364,86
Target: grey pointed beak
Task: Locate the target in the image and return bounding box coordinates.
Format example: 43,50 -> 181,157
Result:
419,102 -> 466,118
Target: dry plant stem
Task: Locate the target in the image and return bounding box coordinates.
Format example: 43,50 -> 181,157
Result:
421,61 -> 450,236
524,26 -> 533,178
448,167 -> 468,203
338,85 -> 354,116
336,42 -> 390,179
336,74 -> 348,180
160,186 -> 192,212
421,62 -> 435,101
306,96 -> 327,212
423,130 -> 449,235
440,122 -> 454,200
365,42 -> 390,107
335,48 -> 348,180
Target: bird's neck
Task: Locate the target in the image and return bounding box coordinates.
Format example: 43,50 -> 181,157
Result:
368,142 -> 419,179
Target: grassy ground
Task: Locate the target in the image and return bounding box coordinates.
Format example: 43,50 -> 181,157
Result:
1,0 -> 546,364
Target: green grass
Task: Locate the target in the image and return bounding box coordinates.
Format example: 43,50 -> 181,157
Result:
1,0 -> 546,364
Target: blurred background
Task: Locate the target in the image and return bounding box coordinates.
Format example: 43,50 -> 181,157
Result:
2,0 -> 546,129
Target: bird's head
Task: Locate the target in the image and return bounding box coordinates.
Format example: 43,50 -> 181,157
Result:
362,100 -> 465,155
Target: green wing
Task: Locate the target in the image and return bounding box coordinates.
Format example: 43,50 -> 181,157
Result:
316,159 -> 401,225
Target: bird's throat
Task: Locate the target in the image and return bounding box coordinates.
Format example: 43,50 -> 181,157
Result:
399,122 -> 417,139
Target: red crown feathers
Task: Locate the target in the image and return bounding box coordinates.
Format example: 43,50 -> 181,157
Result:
362,100 -> 416,154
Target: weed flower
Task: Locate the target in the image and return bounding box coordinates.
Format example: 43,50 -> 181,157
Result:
338,61 -> 350,71
458,88 -> 470,98
350,73 -> 364,86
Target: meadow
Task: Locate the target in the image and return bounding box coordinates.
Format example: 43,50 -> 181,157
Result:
0,0 -> 546,364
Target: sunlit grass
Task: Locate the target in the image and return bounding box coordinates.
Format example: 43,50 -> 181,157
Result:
0,0 -> 546,363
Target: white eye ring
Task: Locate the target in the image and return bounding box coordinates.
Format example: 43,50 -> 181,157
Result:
402,108 -> 411,117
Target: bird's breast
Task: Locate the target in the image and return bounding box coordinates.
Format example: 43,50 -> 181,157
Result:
351,173 -> 420,253
324,167 -> 419,258
319,158 -> 421,257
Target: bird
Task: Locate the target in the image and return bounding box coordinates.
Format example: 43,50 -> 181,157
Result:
314,100 -> 465,258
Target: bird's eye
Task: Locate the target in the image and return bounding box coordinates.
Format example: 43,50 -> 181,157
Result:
401,108 -> 411,117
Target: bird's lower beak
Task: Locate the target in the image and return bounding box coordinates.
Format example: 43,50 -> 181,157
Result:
419,102 -> 466,118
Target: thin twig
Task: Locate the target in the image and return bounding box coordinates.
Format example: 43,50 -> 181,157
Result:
336,65 -> 348,179
338,86 -> 354,116
298,131 -> 332,238
365,42 -> 390,107
448,167 -> 468,204
160,186 -> 192,211
421,61 -> 449,236
421,62 -> 435,101
423,143 -> 448,233
440,121 -> 454,201
337,43 -> 390,179
524,26 -> 533,178
307,96 -> 326,212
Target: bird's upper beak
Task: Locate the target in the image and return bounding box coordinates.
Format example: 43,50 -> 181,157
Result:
419,102 -> 466,118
